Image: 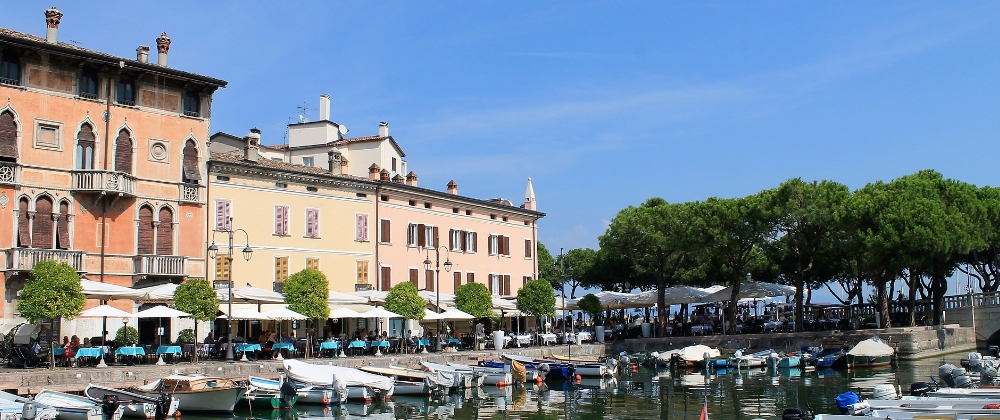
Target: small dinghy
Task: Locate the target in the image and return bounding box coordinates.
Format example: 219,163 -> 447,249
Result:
248,376 -> 342,406
767,352 -> 802,369
729,349 -> 773,368
241,377 -> 297,409
423,361 -> 511,386
129,375 -> 243,414
283,359 -> 394,402
83,384 -> 178,419
35,389 -> 124,420
359,365 -> 453,395
0,390 -> 58,420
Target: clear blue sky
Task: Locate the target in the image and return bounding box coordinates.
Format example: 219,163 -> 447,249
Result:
6,2 -> 999,266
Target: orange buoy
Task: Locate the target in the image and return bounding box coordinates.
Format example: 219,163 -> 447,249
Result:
497,381 -> 506,388
575,374 -> 582,380
535,376 -> 543,384
631,365 -> 639,372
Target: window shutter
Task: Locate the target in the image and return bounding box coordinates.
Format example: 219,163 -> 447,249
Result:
461,231 -> 467,251
381,219 -> 391,243
17,199 -> 30,247
0,111 -> 18,160
433,226 -> 439,248
488,275 -> 493,293
381,266 -> 391,291
362,214 -> 369,241
156,208 -> 174,255
357,261 -> 369,284
504,275 -> 511,296
425,270 -> 434,291
467,272 -> 474,284
525,240 -> 531,258
182,140 -> 201,181
115,130 -> 133,174
138,206 -> 156,254
448,229 -> 454,250
216,255 -> 230,281
274,206 -> 282,235
409,268 -> 419,287
406,223 -> 413,245
56,202 -> 70,250
454,272 -> 462,292
417,224 -> 426,247
32,198 -> 53,249
275,257 -> 289,282
307,258 -> 319,270
355,214 -> 364,241
306,209 -> 318,237
215,200 -> 226,231
472,232 -> 478,252
504,236 -> 510,255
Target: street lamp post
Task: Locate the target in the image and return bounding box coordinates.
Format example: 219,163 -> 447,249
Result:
556,248 -> 574,374
208,216 -> 253,361
424,246 -> 452,352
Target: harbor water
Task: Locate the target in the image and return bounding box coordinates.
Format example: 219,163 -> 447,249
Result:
178,356 -> 951,420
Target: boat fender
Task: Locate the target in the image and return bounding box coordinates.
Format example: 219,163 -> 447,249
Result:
101,395 -> 121,420
155,393 -> 171,420
21,399 -> 37,420
834,391 -> 859,414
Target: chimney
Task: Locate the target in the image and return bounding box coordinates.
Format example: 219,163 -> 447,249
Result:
244,128 -> 261,162
44,7 -> 63,44
327,148 -> 342,175
378,121 -> 389,137
368,164 -> 380,181
406,171 -> 418,187
340,158 -> 349,175
136,46 -> 150,63
523,177 -> 536,211
319,94 -> 331,121
380,169 -> 390,181
447,180 -> 458,195
392,174 -> 404,184
156,32 -> 171,66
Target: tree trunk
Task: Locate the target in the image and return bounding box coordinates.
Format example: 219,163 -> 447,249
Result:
794,274 -> 805,332
875,276 -> 891,329
931,263 -> 948,325
655,272 -> 667,337
907,270 -> 919,327
726,273 -> 741,335
192,322 -> 199,364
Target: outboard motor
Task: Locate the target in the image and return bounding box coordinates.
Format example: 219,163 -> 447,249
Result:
781,407 -> 813,420
537,363 -> 551,381
670,353 -> 681,369
982,365 -> 998,386
872,384 -> 899,400
939,364 -> 957,387
989,345 -> 999,358
21,397 -> 37,420
969,352 -> 983,371
101,395 -> 120,420
332,379 -> 348,404
952,367 -> 972,388
154,393 -> 171,420
280,379 -> 297,408
910,382 -> 932,397
835,392 -> 860,414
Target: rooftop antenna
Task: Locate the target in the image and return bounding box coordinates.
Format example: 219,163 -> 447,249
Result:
296,102 -> 312,123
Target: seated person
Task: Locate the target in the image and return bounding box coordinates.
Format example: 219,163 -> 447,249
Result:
64,335 -> 81,366
204,332 -> 215,344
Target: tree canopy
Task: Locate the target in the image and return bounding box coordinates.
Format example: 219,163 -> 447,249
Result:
385,281 -> 425,321
455,282 -> 492,318
284,268 -> 330,320
577,293 -> 603,324
516,279 -> 556,319
174,278 -> 218,363
18,260 -> 85,323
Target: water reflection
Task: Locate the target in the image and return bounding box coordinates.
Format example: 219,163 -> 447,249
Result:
178,356 -> 955,420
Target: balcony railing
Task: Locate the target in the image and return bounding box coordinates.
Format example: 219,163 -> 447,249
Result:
272,282 -> 284,293
6,248 -> 85,272
72,170 -> 137,197
0,161 -> 20,185
0,77 -> 21,87
133,255 -> 187,277
179,184 -> 201,203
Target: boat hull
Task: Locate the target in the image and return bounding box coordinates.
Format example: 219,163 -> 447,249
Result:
241,391 -> 297,409
35,391 -> 124,420
846,354 -> 891,367
391,380 -> 430,396
134,387 -> 242,414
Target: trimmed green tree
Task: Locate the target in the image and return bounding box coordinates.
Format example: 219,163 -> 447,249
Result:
284,269 -> 330,358
385,282 -> 425,353
115,325 -> 138,345
174,278 -> 218,363
17,260 -> 86,369
577,293 -> 603,326
516,279 -> 556,328
455,282 -> 492,318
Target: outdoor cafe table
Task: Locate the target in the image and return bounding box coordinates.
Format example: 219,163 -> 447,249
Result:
271,342 -> 295,357
539,333 -> 557,345
371,340 -> 390,350
347,340 -> 367,355
236,343 -> 262,360
416,339 -> 431,351
156,345 -> 182,363
116,346 -> 145,365
74,347 -> 103,366
691,325 -> 712,335
444,338 -> 463,347
318,341 -> 340,357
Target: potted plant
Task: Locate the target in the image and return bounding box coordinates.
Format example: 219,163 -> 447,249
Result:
578,294 -> 605,342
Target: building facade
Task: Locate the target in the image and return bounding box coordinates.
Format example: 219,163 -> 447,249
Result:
0,8 -> 225,338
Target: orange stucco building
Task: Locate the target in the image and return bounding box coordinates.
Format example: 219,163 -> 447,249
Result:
0,8 -> 226,339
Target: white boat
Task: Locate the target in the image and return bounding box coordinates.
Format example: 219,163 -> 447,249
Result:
0,391 -> 58,420
83,384 -> 179,419
929,388 -> 1000,399
448,362 -> 540,382
283,359 -> 395,402
130,375 -> 243,414
35,390 -> 124,420
730,349 -> 774,368
360,365 -> 454,395
503,354 -> 615,378
248,376 -> 342,405
846,336 -> 894,367
861,398 -> 1000,415
422,361 -> 511,386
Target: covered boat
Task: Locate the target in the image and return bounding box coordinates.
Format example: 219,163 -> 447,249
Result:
129,375 -> 243,414
241,377 -> 297,409
359,366 -> 453,395
811,348 -> 846,368
422,361 -> 511,386
83,384 -> 178,419
34,390 -> 124,420
283,359 -> 394,402
248,377 -> 341,406
667,345 -> 722,367
846,336 -> 894,368
0,391 -> 58,420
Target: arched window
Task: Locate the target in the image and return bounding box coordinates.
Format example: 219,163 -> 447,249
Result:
17,197 -> 30,247
0,110 -> 18,162
156,207 -> 173,255
76,123 -> 96,169
115,129 -> 133,174
137,205 -> 154,255
56,201 -> 70,250
182,140 -> 200,183
33,197 -> 53,249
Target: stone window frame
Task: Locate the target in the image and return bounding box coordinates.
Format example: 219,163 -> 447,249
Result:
32,118 -> 62,151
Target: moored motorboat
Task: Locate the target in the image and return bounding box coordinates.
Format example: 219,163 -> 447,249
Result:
448,361 -> 540,382
83,384 -> 178,419
129,375 -> 243,414
664,345 -> 722,367
283,359 -> 394,402
359,365 -> 454,395
730,349 -> 773,368
248,376 -> 340,406
0,390 -> 59,420
812,348 -> 846,368
35,389 -> 124,420
846,336 -> 894,368
767,353 -> 802,369
422,361 -> 511,386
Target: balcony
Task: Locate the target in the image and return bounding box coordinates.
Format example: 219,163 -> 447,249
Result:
0,161 -> 20,185
272,282 -> 284,293
72,170 -> 137,198
179,184 -> 201,203
6,248 -> 85,272
133,255 -> 187,277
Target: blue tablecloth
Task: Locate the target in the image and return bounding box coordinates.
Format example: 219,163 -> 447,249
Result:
347,340 -> 367,349
236,343 -> 262,352
446,338 -> 462,345
53,348 -> 65,357
156,346 -> 182,356
116,347 -> 145,356
371,340 -> 390,348
271,343 -> 295,351
417,339 -> 431,347
319,341 -> 340,350
75,348 -> 103,358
